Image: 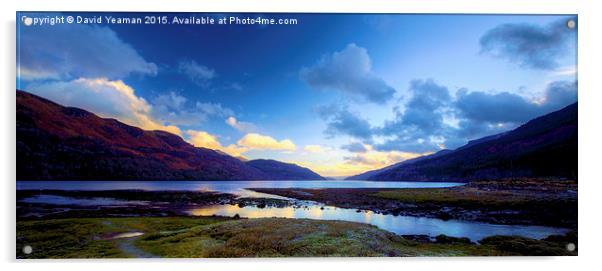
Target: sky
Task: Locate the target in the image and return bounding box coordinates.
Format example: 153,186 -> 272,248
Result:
16,12 -> 578,177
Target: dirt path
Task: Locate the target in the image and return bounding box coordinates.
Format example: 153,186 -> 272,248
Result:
101,220 -> 159,258
117,236 -> 158,258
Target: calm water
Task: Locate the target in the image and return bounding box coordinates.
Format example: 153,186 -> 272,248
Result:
188,204 -> 568,242
17,180 -> 569,241
21,194 -> 150,206
17,180 -> 464,198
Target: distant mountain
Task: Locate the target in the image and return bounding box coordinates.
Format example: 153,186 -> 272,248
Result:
347,103 -> 577,182
346,149 -> 452,180
16,90 -> 324,181
246,159 -> 326,180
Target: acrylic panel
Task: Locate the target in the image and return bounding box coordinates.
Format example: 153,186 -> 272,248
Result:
16,12 -> 577,258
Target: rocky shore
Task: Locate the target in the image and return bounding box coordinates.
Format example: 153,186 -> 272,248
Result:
251,179 -> 577,228
16,189 -> 293,219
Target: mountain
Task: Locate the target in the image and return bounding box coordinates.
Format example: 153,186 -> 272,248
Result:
246,159 -> 326,180
347,103 -> 577,182
346,149 -> 452,180
16,90 -> 324,181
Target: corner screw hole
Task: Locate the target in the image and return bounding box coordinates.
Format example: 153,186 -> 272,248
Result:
22,245 -> 32,254
566,243 -> 576,252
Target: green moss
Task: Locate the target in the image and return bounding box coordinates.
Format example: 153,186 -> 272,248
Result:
373,179 -> 577,209
16,216 -> 575,258
480,235 -> 576,256
374,187 -> 532,208
16,218 -> 125,258
16,217 -> 229,259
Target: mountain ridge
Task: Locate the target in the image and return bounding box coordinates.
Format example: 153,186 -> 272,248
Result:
347,102 -> 577,182
246,159 -> 326,180
16,90 -> 324,181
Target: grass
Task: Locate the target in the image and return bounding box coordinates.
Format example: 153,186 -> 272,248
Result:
16,218 -> 125,258
136,218 -> 415,257
373,179 -> 577,208
374,188 -> 530,208
16,216 -> 231,258
16,216 -> 576,258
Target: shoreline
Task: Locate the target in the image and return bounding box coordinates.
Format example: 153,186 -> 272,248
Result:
17,179 -> 577,229
250,179 -> 577,229
16,179 -> 577,252
16,216 -> 577,258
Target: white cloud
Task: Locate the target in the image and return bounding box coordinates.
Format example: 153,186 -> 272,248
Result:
27,78 -> 180,135
153,91 -> 187,110
196,102 -> 233,117
291,145 -> 426,177
237,133 -> 296,151
186,130 -> 296,157
551,65 -> 577,77
19,24 -> 157,81
19,67 -> 61,81
151,91 -> 234,126
300,43 -> 395,104
303,144 -> 332,153
186,130 -> 222,150
226,116 -> 257,133
186,130 -> 249,157
344,145 -> 426,168
178,60 -> 216,86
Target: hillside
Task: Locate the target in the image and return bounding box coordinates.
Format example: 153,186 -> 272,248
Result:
246,159 -> 326,180
16,90 -> 324,181
347,103 -> 577,182
346,149 -> 453,180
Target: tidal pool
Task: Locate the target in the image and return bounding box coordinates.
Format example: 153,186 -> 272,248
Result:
17,180 -> 569,242
17,180 -> 464,198
188,204 -> 569,242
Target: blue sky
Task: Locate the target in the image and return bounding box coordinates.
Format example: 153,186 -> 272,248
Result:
16,12 -> 577,176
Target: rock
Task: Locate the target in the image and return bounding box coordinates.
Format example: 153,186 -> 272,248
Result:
401,234 -> 433,243
436,212 -> 452,221
435,234 -> 473,244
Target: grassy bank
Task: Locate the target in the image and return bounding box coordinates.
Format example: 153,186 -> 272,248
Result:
16,217 -> 576,258
251,179 -> 577,227
374,179 -> 577,206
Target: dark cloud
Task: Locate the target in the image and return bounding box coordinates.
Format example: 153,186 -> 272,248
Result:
455,89 -> 540,123
375,136 -> 444,153
151,91 -> 234,126
178,60 -> 216,86
321,78 -> 576,154
543,81 -> 578,111
343,155 -> 373,166
375,79 -> 453,152
341,142 -> 368,153
455,80 -> 577,124
19,24 -> 157,80
380,79 -> 451,135
300,43 -> 396,104
480,18 -> 576,70
317,105 -> 373,140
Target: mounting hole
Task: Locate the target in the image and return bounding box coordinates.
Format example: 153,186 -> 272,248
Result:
22,245 -> 32,255
566,242 -> 576,252
22,16 -> 33,26
567,19 -> 576,29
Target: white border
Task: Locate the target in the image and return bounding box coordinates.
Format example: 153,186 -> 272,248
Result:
2,1 -> 601,271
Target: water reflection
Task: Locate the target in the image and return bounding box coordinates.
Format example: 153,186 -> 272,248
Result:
18,180 -> 568,242
17,180 -> 464,198
188,204 -> 569,242
20,195 -> 149,206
